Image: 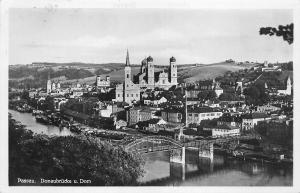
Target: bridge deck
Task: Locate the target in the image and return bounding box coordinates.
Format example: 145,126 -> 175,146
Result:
125,135 -> 260,153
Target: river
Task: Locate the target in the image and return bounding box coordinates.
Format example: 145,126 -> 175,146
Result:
9,110 -> 292,186
138,150 -> 292,186
9,110 -> 73,136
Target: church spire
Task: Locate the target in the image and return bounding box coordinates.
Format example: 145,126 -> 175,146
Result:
126,49 -> 130,66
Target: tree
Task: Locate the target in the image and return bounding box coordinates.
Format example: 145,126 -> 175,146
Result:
9,115 -> 145,186
218,92 -> 241,101
260,23 -> 293,44
197,90 -> 216,101
243,83 -> 269,105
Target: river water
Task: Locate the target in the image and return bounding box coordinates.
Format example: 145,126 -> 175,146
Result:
9,110 -> 292,186
9,110 -> 73,136
138,150 -> 292,186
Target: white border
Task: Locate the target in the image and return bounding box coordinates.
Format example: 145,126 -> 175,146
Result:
1,0 -> 300,193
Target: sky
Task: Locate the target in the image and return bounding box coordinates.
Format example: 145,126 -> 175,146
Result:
9,8 -> 293,65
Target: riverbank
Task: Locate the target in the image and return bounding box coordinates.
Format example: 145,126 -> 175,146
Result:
9,115 -> 145,186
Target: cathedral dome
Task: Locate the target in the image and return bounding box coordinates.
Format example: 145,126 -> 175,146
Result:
170,56 -> 176,62
147,56 -> 153,62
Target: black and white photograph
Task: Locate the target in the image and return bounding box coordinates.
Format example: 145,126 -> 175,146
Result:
1,0 -> 300,192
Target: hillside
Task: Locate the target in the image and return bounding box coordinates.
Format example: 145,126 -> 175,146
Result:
9,61 -> 259,88
178,62 -> 258,83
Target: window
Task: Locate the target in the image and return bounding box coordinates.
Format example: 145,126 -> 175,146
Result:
127,94 -> 129,97
136,94 -> 139,97
211,113 -> 215,116
163,80 -> 165,84
178,114 -> 182,119
131,94 -> 133,97
188,114 -> 192,117
127,74 -> 129,78
194,114 -> 198,117
118,94 -> 120,97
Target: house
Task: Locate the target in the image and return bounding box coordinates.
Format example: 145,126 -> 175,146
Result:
182,128 -> 200,140
98,105 -> 113,118
205,99 -> 220,108
114,119 -> 127,130
217,115 -> 242,129
203,124 -> 240,137
70,89 -> 84,98
185,79 -> 223,98
161,108 -> 183,123
137,118 -> 167,133
186,106 -> 223,125
242,113 -> 271,130
127,106 -> 159,125
29,90 -> 38,99
53,97 -> 68,111
143,96 -> 168,106
256,104 -> 280,113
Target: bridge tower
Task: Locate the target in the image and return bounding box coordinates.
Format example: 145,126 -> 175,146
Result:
170,147 -> 185,164
198,143 -> 214,160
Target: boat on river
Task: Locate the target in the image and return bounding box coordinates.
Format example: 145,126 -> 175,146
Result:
35,115 -> 52,125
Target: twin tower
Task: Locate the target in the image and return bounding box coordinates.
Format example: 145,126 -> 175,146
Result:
124,50 -> 178,89
115,50 -> 178,104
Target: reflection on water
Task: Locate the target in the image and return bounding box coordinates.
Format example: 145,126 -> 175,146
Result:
9,110 -> 73,136
139,150 -> 292,186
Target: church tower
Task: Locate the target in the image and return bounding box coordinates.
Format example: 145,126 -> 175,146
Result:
170,56 -> 177,85
147,56 -> 155,86
124,49 -> 131,88
46,71 -> 52,94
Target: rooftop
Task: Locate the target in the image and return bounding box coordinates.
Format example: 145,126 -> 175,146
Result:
188,106 -> 222,113
242,113 -> 270,119
204,124 -> 240,130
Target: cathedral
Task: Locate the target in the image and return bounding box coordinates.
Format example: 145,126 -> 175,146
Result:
46,73 -> 61,94
115,50 -> 178,104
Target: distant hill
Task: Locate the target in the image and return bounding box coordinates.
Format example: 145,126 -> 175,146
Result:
9,61 -> 260,88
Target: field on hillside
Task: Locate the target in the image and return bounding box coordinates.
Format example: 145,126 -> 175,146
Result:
178,62 -> 258,83
9,61 -> 259,87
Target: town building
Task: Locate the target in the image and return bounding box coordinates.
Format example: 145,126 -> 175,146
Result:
53,97 -> 68,111
217,115 -> 242,129
186,106 -> 223,125
203,124 -> 240,137
96,75 -> 110,88
185,79 -> 223,98
114,119 -> 127,130
143,96 -> 168,106
242,113 -> 271,130
127,106 -> 159,125
277,76 -> 292,95
115,50 -> 178,105
256,104 -> 281,113
161,108 -> 183,123
137,118 -> 167,133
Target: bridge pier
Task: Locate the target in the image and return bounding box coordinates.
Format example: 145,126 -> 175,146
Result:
198,143 -> 213,160
170,147 -> 185,164
170,162 -> 186,181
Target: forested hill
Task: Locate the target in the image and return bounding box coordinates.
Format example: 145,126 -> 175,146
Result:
9,61 -> 291,88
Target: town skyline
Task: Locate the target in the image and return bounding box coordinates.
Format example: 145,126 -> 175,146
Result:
10,9 -> 293,65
